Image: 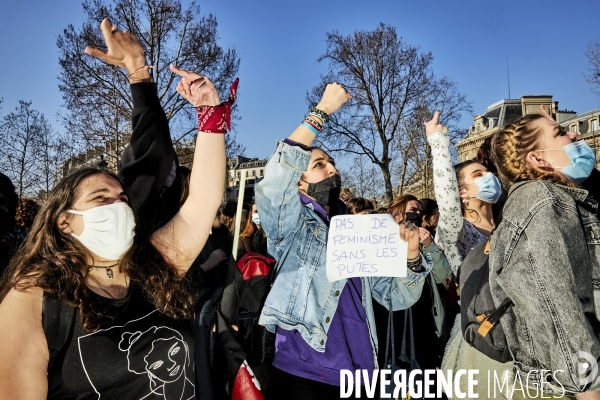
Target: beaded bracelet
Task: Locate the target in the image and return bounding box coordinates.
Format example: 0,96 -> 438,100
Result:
302,121 -> 320,136
308,106 -> 329,124
408,264 -> 423,273
303,119 -> 321,133
307,113 -> 324,125
304,117 -> 323,130
407,255 -> 422,272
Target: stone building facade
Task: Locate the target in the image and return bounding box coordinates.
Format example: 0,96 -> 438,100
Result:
559,107 -> 600,164
56,135 -> 130,182
457,94 -> 600,169
457,96 -> 560,162
225,156 -> 268,201
55,136 -> 268,203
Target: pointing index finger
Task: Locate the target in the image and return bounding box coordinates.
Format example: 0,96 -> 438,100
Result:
431,111 -> 441,125
170,64 -> 196,80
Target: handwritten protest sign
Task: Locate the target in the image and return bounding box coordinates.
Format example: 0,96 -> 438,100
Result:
326,214 -> 407,282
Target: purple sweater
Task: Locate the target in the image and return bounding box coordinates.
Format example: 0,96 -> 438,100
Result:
272,190 -> 375,385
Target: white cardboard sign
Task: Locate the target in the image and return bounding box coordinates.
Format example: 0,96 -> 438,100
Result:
326,214 -> 407,282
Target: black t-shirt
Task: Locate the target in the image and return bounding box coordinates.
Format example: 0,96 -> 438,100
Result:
48,284 -> 196,400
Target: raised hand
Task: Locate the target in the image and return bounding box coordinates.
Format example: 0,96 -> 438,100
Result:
316,82 -> 352,115
84,18 -> 149,82
170,64 -> 221,108
399,221 -> 421,259
424,111 -> 448,138
418,227 -> 432,248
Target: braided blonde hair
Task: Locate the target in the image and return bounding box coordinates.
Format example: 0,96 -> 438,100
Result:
492,114 -> 574,187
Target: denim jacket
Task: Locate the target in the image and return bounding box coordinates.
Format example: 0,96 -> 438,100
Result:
489,180 -> 600,394
255,141 -> 432,362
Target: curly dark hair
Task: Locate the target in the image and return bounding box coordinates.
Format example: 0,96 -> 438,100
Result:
15,197 -> 40,233
0,168 -> 196,332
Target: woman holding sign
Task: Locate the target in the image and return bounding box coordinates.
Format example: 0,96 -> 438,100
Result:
255,84 -> 432,400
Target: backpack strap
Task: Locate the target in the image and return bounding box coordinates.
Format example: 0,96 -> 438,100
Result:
473,183 -> 523,338
476,297 -> 513,337
42,292 -> 77,370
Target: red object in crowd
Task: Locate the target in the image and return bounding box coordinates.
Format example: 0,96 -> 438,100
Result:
231,360 -> 265,400
196,78 -> 239,134
236,252 -> 273,281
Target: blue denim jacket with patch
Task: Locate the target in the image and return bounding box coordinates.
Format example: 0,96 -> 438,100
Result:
255,140 -> 431,360
490,180 -> 600,394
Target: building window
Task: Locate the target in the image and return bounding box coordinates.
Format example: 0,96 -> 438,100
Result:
246,171 -> 249,177
571,124 -> 578,133
237,172 -> 240,178
260,169 -> 264,176
252,170 -> 256,177
593,119 -> 598,132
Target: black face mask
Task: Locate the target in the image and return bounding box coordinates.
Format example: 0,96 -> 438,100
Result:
404,212 -> 422,227
305,175 -> 342,207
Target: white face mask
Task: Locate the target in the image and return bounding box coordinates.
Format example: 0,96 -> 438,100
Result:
68,202 -> 136,260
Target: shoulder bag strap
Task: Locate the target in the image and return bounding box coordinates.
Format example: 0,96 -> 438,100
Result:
383,280 -> 395,368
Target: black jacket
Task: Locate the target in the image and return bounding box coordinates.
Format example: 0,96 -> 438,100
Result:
120,82 -> 229,400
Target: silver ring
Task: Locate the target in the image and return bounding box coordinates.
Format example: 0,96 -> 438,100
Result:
403,221 -> 415,229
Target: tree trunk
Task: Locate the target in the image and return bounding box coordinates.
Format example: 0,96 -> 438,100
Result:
380,163 -> 394,205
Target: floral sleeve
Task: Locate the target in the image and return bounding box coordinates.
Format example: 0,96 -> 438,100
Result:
427,131 -> 466,275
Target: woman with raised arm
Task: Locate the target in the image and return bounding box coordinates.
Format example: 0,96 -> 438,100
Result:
425,112 -> 512,398
425,112 -> 499,275
0,18 -> 229,400
255,84 -> 432,400
490,108 -> 600,399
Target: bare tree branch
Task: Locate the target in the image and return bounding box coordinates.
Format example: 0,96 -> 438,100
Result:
0,102 -> 63,199
57,0 -> 241,171
308,23 -> 471,204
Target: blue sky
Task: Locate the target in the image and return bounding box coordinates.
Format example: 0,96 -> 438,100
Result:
1,0 -> 599,161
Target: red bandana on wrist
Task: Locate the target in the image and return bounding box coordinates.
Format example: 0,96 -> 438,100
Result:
196,78 -> 239,134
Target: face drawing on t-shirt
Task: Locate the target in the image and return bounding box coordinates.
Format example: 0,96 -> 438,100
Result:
118,326 -> 195,399
145,338 -> 187,382
77,311 -> 195,400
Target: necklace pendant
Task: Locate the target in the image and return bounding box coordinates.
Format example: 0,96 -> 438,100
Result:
106,267 -> 114,279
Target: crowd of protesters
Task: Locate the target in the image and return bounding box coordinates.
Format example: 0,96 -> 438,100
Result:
0,16 -> 600,400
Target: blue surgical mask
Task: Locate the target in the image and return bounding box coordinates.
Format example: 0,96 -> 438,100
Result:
472,172 -> 502,204
543,141 -> 596,184
251,213 -> 261,226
